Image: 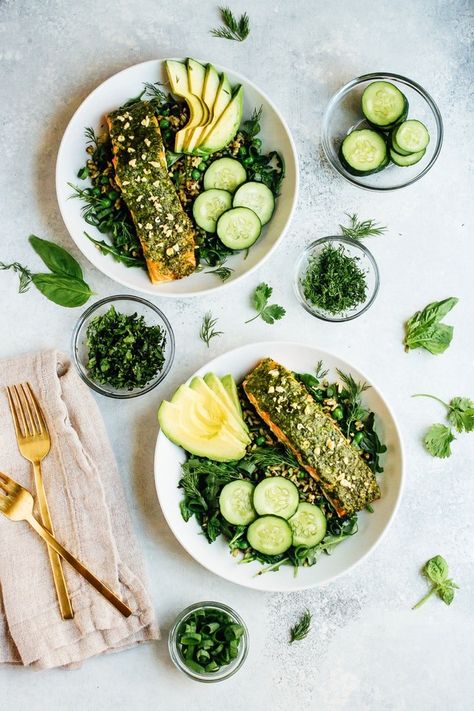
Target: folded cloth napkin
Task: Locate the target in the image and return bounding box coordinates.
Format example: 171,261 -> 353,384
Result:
0,350 -> 159,669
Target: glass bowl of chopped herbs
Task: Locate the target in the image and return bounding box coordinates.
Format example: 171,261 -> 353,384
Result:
168,601 -> 249,682
294,236 -> 380,322
72,294 -> 174,398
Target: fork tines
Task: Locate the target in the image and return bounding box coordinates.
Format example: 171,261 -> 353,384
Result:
6,383 -> 46,438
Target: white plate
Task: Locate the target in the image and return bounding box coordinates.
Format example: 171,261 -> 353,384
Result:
56,59 -> 299,297
154,342 -> 404,592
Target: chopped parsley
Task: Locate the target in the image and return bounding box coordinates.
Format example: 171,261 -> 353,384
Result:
86,305 -> 166,390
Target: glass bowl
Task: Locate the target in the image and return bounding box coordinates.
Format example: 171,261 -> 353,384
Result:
294,236 -> 380,322
168,601 -> 249,683
322,72 -> 443,190
72,294 -> 175,398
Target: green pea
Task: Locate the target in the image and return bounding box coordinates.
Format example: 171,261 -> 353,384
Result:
332,406 -> 343,421
191,169 -> 201,180
242,156 -> 254,167
160,118 -> 170,128
107,190 -> 119,201
163,129 -> 172,141
161,108 -> 170,116
99,198 -> 112,208
238,145 -> 248,156
198,161 -> 207,172
92,187 -> 101,197
326,386 -> 335,397
252,138 -> 262,149
100,175 -> 110,185
353,432 -> 364,445
255,436 -> 266,446
77,166 -> 89,179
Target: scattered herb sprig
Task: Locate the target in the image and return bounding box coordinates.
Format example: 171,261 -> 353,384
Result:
205,265 -> 234,282
412,555 -> 459,609
423,424 -> 455,458
289,609 -> 312,643
200,312 -> 223,347
413,392 -> 474,458
340,213 -> 387,240
211,6 -> 250,41
404,297 -> 458,354
0,261 -> 32,293
245,283 -> 286,324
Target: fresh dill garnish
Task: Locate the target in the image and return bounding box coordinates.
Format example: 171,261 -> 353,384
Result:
340,213 -> 387,240
314,359 -> 329,381
206,265 -> 234,282
200,311 -> 223,347
211,6 -> 250,41
289,609 -> 312,643
0,261 -> 32,293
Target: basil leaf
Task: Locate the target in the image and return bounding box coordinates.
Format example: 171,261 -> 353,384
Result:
29,235 -> 83,280
31,273 -> 92,307
404,297 -> 458,354
424,555 -> 448,584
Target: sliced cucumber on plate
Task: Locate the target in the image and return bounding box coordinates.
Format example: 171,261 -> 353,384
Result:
246,515 -> 293,555
192,188 -> 232,232
233,182 -> 275,225
219,480 -> 257,525
288,502 -> 326,547
203,157 -> 247,192
217,207 -> 262,249
253,477 -> 299,519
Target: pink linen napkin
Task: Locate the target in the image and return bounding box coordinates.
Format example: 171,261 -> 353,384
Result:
0,350 -> 159,669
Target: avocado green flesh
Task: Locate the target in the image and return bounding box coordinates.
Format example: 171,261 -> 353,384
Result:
189,376 -> 250,444
165,59 -> 205,152
203,372 -> 248,432
198,86 -> 244,153
185,59 -> 209,150
220,373 -> 243,419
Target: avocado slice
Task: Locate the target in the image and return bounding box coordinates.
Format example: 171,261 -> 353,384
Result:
165,59 -> 205,152
158,399 -> 246,462
189,376 -> 250,444
194,73 -> 232,150
220,374 -> 243,419
198,85 -> 244,154
186,63 -> 220,153
203,373 -> 248,430
185,59 -> 209,151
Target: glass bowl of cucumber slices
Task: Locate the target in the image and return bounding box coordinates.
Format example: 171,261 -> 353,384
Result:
322,72 -> 443,190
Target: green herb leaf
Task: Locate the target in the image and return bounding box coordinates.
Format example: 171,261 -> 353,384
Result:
246,282 -> 286,324
85,232 -> 146,268
404,297 -> 458,354
31,273 -> 93,308
340,213 -> 387,240
211,6 -> 250,41
205,265 -> 234,282
0,261 -> 32,293
289,609 -> 312,643
423,424 -> 455,458
413,555 -> 459,609
242,106 -> 262,139
200,312 -> 223,347
29,235 -> 83,280
448,397 -> 474,433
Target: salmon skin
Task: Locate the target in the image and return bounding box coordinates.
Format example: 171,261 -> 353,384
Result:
107,101 -> 195,283
243,358 -> 381,517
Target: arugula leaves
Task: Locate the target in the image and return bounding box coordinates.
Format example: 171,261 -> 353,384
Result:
413,392 -> 474,458
211,6 -> 250,41
404,297 -> 458,354
289,609 -> 312,643
245,283 -> 286,324
412,555 -> 459,609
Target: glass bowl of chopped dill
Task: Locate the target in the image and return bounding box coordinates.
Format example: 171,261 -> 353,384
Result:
294,236 -> 380,322
72,294 -> 175,398
168,601 -> 249,683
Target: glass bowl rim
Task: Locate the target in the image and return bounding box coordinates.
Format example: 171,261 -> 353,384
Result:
294,235 -> 380,322
168,600 -> 249,683
71,293 -> 175,399
322,71 -> 444,192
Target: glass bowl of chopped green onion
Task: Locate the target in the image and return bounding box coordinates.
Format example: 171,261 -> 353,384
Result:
168,601 -> 249,683
294,236 -> 380,322
72,294 -> 175,398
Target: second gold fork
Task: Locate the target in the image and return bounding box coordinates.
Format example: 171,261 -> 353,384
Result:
6,383 -> 74,619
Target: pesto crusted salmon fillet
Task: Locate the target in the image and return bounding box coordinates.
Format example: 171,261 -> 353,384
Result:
106,101 -> 195,283
243,358 -> 381,517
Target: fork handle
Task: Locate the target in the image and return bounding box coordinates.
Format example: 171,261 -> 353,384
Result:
26,514 -> 132,618
33,462 -> 74,620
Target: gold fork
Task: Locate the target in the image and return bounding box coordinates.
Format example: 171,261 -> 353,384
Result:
0,471 -> 132,617
6,383 -> 74,620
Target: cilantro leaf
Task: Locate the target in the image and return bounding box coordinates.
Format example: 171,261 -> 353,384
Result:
424,424 -> 455,458
404,297 -> 458,354
447,397 -> 474,433
246,283 -> 286,325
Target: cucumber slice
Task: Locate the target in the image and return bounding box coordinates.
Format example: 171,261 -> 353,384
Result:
361,81 -> 408,128
390,128 -> 412,156
232,182 -> 275,226
192,189 -> 232,233
394,120 -> 430,153
390,147 -> 426,166
340,129 -> 388,175
288,502 -> 326,547
203,158 -> 247,192
253,477 -> 299,519
247,515 -> 293,555
219,480 -> 257,526
216,207 -> 261,250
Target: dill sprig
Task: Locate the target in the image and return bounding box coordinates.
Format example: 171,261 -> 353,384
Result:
340,213 -> 387,240
289,609 -> 312,643
206,265 -> 234,282
0,261 -> 32,293
200,311 -> 223,347
211,6 -> 250,41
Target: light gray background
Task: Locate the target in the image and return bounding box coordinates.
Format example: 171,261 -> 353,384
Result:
1,1 -> 473,709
